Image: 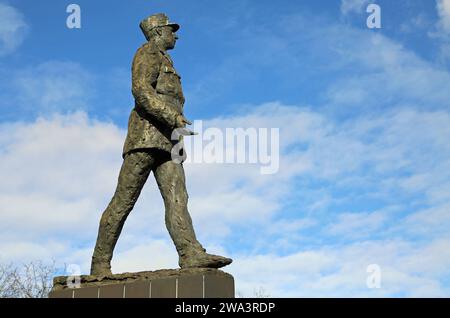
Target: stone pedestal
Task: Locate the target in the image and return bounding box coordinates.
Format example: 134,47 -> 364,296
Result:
49,268 -> 234,298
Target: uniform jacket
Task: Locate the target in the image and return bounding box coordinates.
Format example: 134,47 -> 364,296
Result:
122,41 -> 185,158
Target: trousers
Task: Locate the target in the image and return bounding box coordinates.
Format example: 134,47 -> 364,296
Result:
91,149 -> 204,266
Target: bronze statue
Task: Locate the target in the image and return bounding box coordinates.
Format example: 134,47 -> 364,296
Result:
90,13 -> 232,276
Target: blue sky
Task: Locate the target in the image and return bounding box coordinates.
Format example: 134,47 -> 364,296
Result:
1,0 -> 450,297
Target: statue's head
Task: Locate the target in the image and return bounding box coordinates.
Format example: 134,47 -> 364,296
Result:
140,13 -> 179,50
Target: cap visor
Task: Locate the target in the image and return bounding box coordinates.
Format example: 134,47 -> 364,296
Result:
168,23 -> 180,32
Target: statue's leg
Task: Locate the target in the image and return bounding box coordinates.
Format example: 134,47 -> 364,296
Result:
153,155 -> 232,269
91,151 -> 155,276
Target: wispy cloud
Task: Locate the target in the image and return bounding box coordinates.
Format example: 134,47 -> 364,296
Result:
429,0 -> 450,63
11,61 -> 94,116
436,0 -> 450,34
231,238 -> 450,297
0,3 -> 28,56
340,0 -> 370,15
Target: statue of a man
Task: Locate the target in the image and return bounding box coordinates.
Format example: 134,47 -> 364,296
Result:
90,13 -> 232,276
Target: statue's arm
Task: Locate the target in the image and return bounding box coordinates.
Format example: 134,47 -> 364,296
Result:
131,47 -> 179,128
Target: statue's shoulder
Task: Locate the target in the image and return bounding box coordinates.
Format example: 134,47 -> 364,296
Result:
137,42 -> 161,56
133,42 -> 162,69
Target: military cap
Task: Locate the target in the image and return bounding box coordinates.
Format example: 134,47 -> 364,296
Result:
140,13 -> 180,35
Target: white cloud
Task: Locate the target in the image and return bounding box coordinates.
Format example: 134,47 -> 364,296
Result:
230,238 -> 450,297
195,10 -> 450,114
431,0 -> 450,62
437,0 -> 450,34
0,3 -> 28,56
400,14 -> 430,34
323,31 -> 450,110
326,210 -> 387,238
340,0 -> 370,15
0,112 -> 125,244
0,109 -> 288,272
399,203 -> 450,238
0,240 -> 66,263
12,61 -> 94,114
112,240 -> 179,273
0,100 -> 449,295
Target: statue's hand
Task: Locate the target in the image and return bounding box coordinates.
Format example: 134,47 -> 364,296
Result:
175,114 -> 192,128
174,114 -> 198,135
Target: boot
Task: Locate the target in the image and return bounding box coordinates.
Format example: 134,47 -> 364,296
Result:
179,249 -> 233,269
